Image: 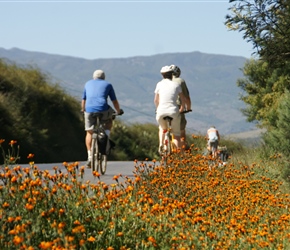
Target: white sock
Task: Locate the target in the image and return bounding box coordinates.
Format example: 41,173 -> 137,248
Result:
88,150 -> 91,159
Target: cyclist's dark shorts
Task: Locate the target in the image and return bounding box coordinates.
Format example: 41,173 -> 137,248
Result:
84,106 -> 114,131
208,140 -> 218,151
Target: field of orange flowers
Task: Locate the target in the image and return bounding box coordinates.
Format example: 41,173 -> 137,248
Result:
1,139 -> 290,249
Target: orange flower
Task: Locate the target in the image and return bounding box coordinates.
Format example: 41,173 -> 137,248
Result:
2,202 -> 10,208
126,185 -> 133,192
15,216 -> 21,221
59,208 -> 65,215
58,222 -> 65,229
148,236 -> 156,243
0,139 -> 5,144
27,153 -> 34,159
79,239 -> 85,246
25,203 -> 34,211
11,176 -> 17,183
113,175 -> 119,181
87,236 -> 95,242
7,217 -> 14,223
13,235 -> 24,245
39,241 -> 53,249
9,140 -> 17,145
65,236 -> 74,242
73,220 -> 81,225
93,171 -> 101,177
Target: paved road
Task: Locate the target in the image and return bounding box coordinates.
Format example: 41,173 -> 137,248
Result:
27,161 -> 139,185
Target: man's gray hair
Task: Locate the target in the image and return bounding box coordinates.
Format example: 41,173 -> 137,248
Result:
93,70 -> 105,80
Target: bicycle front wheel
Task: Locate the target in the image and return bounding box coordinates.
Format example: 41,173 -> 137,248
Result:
91,138 -> 99,173
163,132 -> 170,158
167,132 -> 172,155
99,154 -> 107,175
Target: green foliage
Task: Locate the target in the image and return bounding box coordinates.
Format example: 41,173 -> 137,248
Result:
236,59 -> 290,128
0,59 -> 86,163
110,121 -> 160,161
226,0 -> 290,67
263,90 -> 290,179
226,0 -> 290,170
0,140 -> 20,167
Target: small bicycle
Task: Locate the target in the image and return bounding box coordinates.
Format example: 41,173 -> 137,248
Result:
160,109 -> 192,158
90,110 -> 123,174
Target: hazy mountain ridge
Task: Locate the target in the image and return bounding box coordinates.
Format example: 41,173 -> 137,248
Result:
0,47 -> 256,135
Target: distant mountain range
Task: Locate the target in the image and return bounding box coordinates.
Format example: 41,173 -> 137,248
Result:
0,47 -> 257,135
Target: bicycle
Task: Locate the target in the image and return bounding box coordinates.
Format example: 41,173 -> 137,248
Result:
90,110 -> 123,175
160,109 -> 192,158
206,141 -> 229,169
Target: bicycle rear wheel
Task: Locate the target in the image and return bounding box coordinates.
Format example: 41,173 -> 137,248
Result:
164,132 -> 171,156
99,154 -> 107,175
91,137 -> 99,173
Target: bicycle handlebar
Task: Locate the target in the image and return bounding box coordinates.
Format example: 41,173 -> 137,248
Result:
180,109 -> 192,114
113,109 -> 124,116
112,109 -> 124,119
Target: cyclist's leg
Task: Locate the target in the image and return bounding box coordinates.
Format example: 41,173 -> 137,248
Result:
101,107 -> 114,155
214,141 -> 219,159
84,112 -> 95,166
211,141 -> 218,159
156,114 -> 167,154
180,113 -> 187,148
171,113 -> 181,149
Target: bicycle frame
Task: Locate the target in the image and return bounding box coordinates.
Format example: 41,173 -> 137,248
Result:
162,116 -> 175,157
160,110 -> 192,162
91,113 -> 108,175
90,110 -> 123,175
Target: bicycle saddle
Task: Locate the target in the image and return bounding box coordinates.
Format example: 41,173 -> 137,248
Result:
163,116 -> 173,121
91,112 -> 103,118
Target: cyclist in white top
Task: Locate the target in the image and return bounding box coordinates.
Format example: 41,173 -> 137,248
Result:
154,65 -> 186,154
206,126 -> 220,159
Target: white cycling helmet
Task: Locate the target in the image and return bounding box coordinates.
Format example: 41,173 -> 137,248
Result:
170,65 -> 181,76
160,65 -> 173,73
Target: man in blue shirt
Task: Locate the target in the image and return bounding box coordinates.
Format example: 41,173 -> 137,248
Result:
81,69 -> 123,167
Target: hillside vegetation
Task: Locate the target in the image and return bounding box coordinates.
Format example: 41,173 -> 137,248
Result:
0,60 -> 186,163
0,48 -> 255,134
0,59 -> 246,164
0,60 -> 86,163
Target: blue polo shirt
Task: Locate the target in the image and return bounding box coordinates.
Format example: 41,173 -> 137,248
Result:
82,79 -> 117,112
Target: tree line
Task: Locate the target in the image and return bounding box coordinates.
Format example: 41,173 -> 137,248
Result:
226,0 -> 290,178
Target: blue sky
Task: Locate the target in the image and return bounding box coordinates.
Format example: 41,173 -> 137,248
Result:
1,0 -> 254,60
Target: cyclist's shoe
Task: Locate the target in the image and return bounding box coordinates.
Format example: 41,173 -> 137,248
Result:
86,158 -> 91,168
158,145 -> 164,155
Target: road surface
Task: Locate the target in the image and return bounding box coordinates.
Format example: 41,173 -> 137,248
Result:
24,161 -> 153,185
